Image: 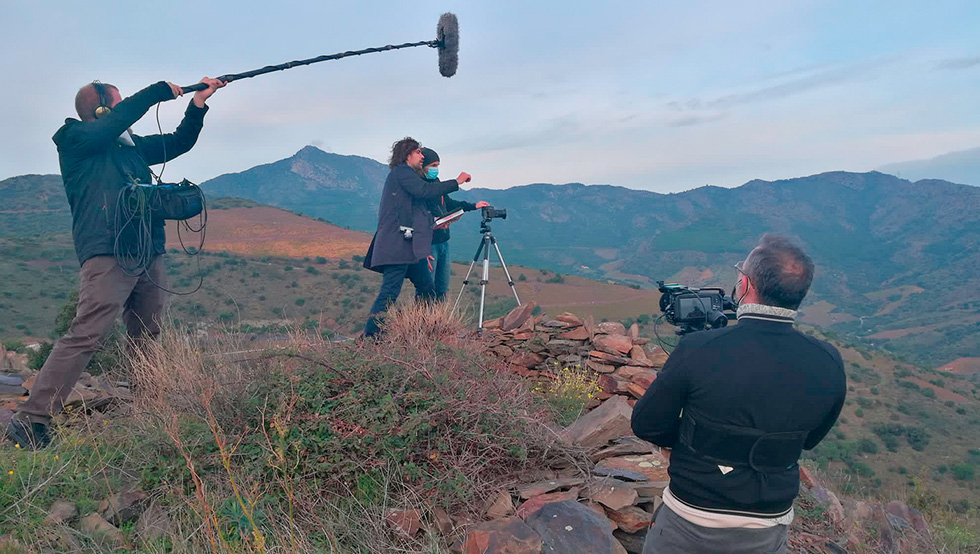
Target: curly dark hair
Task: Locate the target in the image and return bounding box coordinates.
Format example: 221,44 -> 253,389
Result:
389,137 -> 420,168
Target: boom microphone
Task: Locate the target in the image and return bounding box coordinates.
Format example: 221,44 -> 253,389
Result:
180,12 -> 460,93
437,12 -> 459,78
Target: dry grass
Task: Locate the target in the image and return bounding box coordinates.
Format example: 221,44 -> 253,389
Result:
377,301 -> 469,354
1,303 -> 587,552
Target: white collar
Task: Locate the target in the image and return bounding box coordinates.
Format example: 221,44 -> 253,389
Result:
736,303 -> 797,323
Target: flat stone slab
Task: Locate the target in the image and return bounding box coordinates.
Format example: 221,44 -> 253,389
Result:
596,454 -> 669,482
0,374 -> 25,386
518,477 -> 586,499
592,467 -> 650,482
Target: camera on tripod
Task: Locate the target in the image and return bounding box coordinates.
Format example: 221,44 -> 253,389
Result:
657,280 -> 737,335
481,205 -> 507,221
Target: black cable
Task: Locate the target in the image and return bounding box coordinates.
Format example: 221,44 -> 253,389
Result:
112,112 -> 208,295
113,181 -> 208,296
653,313 -> 679,353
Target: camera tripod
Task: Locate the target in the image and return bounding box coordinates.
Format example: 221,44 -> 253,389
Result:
453,219 -> 522,334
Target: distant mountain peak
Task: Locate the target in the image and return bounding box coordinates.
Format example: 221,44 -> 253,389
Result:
878,146 -> 980,187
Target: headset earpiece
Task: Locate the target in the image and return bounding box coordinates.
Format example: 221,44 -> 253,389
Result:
92,81 -> 110,119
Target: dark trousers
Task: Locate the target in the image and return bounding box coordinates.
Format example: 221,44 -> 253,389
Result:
364,259 -> 435,337
643,505 -> 788,554
15,255 -> 168,424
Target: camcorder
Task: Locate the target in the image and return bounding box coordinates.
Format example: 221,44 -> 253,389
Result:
481,206 -> 507,221
657,280 -> 737,335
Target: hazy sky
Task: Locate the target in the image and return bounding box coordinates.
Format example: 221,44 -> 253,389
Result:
2,1 -> 978,192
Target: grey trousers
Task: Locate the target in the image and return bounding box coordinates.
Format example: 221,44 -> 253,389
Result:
15,255 -> 167,424
643,505 -> 788,554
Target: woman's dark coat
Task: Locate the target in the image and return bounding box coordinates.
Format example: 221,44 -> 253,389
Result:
367,164 -> 459,269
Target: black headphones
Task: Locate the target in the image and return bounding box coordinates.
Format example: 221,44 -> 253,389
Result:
92,81 -> 111,119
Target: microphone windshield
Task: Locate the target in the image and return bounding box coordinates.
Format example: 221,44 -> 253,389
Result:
437,12 -> 459,77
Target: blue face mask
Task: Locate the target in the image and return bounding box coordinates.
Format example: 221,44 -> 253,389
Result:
425,167 -> 439,180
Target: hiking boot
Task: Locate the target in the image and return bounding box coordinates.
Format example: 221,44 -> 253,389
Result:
5,418 -> 52,450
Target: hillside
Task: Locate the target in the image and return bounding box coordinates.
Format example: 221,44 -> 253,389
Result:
200,146 -> 388,230
166,203 -> 372,260
0,217 -> 664,345
191,153 -> 980,367
4,159 -> 980,368
2,302 -> 978,552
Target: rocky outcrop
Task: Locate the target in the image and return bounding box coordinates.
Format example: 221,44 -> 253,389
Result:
469,307 -> 937,554
483,309 -> 668,408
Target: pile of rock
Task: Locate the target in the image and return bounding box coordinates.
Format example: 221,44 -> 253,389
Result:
27,489 -> 170,551
1,369 -> 133,429
482,303 -> 669,406
446,390 -> 665,552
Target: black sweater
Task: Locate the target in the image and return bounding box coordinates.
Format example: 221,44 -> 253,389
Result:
427,191 -> 477,244
631,307 -> 846,516
52,81 -> 208,265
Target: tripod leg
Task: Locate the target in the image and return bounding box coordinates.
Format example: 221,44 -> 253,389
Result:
490,237 -> 522,306
453,238 -> 486,313
478,235 -> 492,334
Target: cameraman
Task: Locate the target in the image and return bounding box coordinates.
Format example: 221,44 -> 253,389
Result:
5,78 -> 225,449
363,138 -> 470,338
420,147 -> 488,301
632,235 -> 845,554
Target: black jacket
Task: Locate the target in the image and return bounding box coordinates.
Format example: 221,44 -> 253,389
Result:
52,81 -> 208,265
367,164 -> 459,268
428,191 -> 477,245
631,307 -> 846,516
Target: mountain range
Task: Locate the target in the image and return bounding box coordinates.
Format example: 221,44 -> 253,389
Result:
3,146 -> 979,367
879,146 -> 980,187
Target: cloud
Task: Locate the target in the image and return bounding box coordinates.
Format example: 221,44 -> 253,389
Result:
660,57 -> 898,129
934,56 -> 980,71
705,58 -> 897,108
665,112 -> 727,127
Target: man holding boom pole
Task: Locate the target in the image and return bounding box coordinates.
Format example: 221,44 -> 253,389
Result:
5,77 -> 225,450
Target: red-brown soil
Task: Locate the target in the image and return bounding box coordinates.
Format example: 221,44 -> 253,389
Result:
167,207 -> 371,259
936,357 -> 980,376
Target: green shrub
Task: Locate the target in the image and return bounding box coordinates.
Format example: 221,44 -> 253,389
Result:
951,464 -> 975,481
857,438 -> 878,454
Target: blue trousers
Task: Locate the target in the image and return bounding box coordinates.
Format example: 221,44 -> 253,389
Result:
430,241 -> 451,301
364,258 -> 435,337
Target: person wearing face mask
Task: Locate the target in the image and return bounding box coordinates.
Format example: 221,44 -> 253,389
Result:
419,148 -> 489,301
5,77 -> 225,450
362,138 -> 471,338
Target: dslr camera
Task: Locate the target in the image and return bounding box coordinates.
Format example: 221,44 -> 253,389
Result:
657,280 -> 737,335
481,205 -> 507,221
